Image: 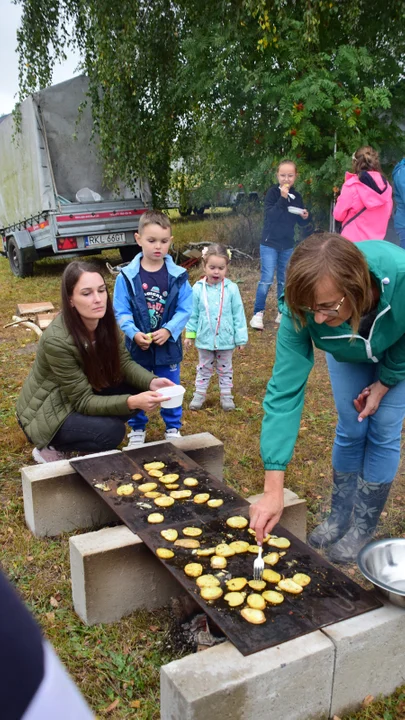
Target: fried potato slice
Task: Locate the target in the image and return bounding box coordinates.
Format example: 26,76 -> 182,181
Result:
226,577 -> 247,591
196,574 -> 220,588
144,462 -> 165,471
183,527 -> 203,537
224,592 -> 245,607
229,541 -> 250,554
277,579 -> 303,594
263,552 -> 280,566
247,545 -> 261,554
200,586 -> 223,601
247,593 -> 266,610
193,493 -> 210,504
138,482 -> 158,493
131,473 -> 143,481
174,538 -> 200,549
248,580 -> 266,591
226,516 -> 248,529
248,528 -> 271,542
165,483 -> 179,490
170,490 -> 192,499
156,548 -> 174,559
160,474 -> 180,483
154,495 -> 175,507
148,469 -> 164,478
160,529 -> 178,542
268,537 -> 291,549
241,607 -> 266,625
196,547 -> 216,556
184,562 -> 203,578
116,484 -> 134,496
210,555 -> 227,569
94,482 -> 111,492
262,590 -> 284,605
207,499 -> 223,508
183,477 -> 199,487
147,513 -> 164,524
144,491 -> 162,499
262,569 -> 282,584
293,573 -> 311,587
215,543 -> 235,558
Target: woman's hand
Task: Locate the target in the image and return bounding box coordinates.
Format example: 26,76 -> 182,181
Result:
149,377 -> 175,391
353,380 -> 389,422
151,328 -> 171,346
249,470 -> 285,543
184,338 -> 194,350
127,391 -> 169,412
134,332 -> 152,350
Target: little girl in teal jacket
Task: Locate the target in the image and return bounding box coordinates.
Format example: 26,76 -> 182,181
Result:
185,243 -> 248,411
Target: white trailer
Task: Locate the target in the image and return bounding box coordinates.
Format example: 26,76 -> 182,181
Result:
0,75 -> 151,276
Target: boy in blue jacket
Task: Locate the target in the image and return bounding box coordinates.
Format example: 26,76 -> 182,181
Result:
113,210 -> 193,447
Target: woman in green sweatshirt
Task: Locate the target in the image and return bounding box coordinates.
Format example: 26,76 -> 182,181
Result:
17,261 -> 172,463
250,233 -> 405,563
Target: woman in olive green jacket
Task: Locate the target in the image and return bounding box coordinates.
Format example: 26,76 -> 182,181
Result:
17,261 -> 172,463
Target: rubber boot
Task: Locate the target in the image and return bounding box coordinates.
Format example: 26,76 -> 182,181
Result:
308,470 -> 358,549
328,477 -> 392,564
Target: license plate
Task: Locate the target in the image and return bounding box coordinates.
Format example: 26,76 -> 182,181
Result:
84,232 -> 126,247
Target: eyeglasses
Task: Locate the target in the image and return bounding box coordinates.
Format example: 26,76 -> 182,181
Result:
299,294 -> 346,317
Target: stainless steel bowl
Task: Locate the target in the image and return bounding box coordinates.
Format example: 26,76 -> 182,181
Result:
358,538 -> 405,609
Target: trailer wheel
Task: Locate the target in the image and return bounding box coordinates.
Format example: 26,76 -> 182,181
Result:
8,238 -> 34,278
119,245 -> 142,263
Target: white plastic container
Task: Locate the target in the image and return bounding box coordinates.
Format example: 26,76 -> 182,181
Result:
287,206 -> 305,216
156,384 -> 186,408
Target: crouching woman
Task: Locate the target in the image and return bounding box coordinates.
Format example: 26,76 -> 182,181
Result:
17,261 -> 172,463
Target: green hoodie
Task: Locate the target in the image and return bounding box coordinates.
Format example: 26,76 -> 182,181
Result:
261,240 -> 405,471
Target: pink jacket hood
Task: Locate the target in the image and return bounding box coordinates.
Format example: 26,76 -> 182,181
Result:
333,171 -> 393,242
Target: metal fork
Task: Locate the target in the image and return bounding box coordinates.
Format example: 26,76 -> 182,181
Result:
253,544 -> 264,581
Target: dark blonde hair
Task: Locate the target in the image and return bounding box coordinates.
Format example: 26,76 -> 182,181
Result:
352,146 -> 382,175
202,243 -> 230,265
138,209 -> 171,234
277,159 -> 297,172
285,233 -> 372,334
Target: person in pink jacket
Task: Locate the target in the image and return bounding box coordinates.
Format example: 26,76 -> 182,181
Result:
333,146 -> 393,242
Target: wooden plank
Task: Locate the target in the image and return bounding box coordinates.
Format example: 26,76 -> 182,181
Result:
17,302 -> 54,316
36,312 -> 58,329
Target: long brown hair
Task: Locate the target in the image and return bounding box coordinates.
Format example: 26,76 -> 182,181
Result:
285,233 -> 373,334
61,261 -> 122,390
352,146 -> 382,175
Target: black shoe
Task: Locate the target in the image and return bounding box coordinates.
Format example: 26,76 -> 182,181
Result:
308,470 -> 358,549
328,478 -> 392,564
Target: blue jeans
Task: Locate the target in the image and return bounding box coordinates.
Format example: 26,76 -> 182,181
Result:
128,363 -> 182,431
327,353 -> 405,484
253,245 -> 294,313
397,228 -> 405,250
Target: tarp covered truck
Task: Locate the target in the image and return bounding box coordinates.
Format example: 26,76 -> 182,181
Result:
0,75 -> 151,277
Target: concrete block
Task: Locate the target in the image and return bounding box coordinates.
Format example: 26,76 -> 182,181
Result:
161,632 -> 334,720
21,451 -> 119,537
124,432 -> 224,481
247,489 -> 307,542
70,526 -> 183,625
324,600 -> 405,717
21,433 -> 224,537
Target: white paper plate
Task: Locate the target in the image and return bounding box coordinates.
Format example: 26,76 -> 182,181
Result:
288,206 -> 305,215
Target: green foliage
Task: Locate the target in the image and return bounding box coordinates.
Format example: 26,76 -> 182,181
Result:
15,0 -> 405,213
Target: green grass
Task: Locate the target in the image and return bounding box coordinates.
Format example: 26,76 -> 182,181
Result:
0,222 -> 404,719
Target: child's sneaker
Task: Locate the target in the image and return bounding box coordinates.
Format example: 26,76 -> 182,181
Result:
250,311 -> 264,330
220,395 -> 236,411
32,446 -> 69,464
126,429 -> 146,448
275,312 -> 282,324
189,393 -> 206,410
165,428 -> 182,440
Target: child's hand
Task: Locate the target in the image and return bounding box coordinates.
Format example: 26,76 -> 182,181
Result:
151,328 -> 171,346
134,332 -> 153,350
301,209 -> 309,219
280,184 -> 290,199
237,345 -> 245,353
184,338 -> 194,349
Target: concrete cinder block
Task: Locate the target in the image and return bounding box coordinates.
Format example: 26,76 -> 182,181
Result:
21,451 -> 119,537
324,600 -> 405,717
21,433 -> 224,537
247,489 -> 307,542
161,632 -> 334,720
70,526 -> 183,625
124,432 -> 224,481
